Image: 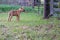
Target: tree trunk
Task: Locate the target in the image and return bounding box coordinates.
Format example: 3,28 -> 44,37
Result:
44,0 -> 50,19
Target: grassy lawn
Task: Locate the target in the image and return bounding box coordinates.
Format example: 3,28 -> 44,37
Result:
0,12 -> 59,26
0,12 -> 60,40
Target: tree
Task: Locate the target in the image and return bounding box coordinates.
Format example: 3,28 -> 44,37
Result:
44,0 -> 50,19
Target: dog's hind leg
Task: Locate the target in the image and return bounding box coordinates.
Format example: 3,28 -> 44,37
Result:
16,16 -> 20,21
8,15 -> 12,21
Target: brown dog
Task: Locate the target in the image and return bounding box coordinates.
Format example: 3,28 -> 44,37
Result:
8,7 -> 25,21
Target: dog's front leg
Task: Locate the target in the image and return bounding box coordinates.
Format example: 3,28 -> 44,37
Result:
8,15 -> 12,21
16,16 -> 20,21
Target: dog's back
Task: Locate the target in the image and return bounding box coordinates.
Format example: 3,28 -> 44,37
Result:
9,10 -> 20,16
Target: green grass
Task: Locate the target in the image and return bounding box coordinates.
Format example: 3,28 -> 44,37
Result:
0,12 -> 41,26
0,12 -> 60,40
0,12 -> 59,26
0,4 -> 60,40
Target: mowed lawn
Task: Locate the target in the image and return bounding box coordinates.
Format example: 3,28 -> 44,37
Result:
0,12 -> 60,40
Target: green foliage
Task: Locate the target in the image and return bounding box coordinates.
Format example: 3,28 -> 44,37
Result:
24,7 -> 34,12
0,4 -> 44,13
0,5 -> 20,12
0,5 -> 35,12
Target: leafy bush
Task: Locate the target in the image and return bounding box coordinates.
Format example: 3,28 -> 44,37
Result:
0,5 -> 35,13
24,7 -> 34,12
0,5 -> 20,12
0,4 -> 44,13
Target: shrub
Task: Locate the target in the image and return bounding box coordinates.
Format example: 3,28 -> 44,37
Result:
24,7 -> 34,12
0,5 -> 35,13
0,5 -> 43,13
0,5 -> 20,12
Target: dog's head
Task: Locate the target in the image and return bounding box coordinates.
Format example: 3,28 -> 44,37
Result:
19,7 -> 25,12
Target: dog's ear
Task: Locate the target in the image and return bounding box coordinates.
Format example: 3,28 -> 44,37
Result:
18,8 -> 21,10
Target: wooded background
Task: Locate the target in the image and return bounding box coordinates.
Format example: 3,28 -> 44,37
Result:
0,0 -> 35,6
